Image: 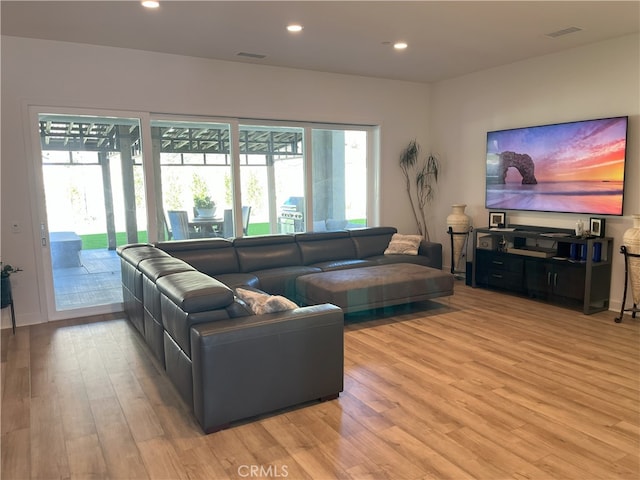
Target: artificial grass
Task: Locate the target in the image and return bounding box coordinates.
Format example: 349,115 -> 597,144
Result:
79,219 -> 365,249
80,232 -> 149,250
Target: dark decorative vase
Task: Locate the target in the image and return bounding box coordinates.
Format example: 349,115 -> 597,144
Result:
1,276 -> 12,309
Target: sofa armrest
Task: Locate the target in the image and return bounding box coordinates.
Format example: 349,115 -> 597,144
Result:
419,241 -> 443,269
190,303 -> 344,433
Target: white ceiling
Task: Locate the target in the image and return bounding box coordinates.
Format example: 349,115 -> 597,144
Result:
2,1 -> 639,83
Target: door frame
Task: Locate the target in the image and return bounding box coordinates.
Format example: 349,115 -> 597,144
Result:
25,105 -> 152,321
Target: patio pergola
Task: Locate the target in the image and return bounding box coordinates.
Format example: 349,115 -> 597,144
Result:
39,116 -> 306,247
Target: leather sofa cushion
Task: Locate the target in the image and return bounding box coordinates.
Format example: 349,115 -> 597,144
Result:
139,256 -> 196,281
234,235 -> 302,272
118,244 -> 170,267
156,270 -> 234,313
160,294 -> 231,357
252,266 -> 321,297
164,331 -> 194,407
349,227 -> 397,259
156,239 -> 240,276
213,273 -> 260,289
295,231 -> 357,265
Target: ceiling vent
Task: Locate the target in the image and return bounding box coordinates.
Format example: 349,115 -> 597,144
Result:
237,52 -> 267,59
545,26 -> 583,38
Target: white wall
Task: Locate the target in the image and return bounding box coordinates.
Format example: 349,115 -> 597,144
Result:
2,33 -> 638,327
1,36 -> 430,327
430,34 -> 640,312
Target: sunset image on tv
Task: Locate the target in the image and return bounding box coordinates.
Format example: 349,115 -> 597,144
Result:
485,116 -> 628,215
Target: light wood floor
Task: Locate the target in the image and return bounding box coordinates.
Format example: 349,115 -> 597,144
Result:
2,284 -> 639,479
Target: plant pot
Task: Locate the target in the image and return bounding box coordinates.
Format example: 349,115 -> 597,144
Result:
196,207 -> 216,219
1,276 -> 12,309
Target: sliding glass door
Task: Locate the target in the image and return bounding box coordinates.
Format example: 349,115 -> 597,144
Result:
37,113 -> 146,316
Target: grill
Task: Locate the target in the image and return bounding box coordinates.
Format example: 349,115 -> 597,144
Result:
278,196 -> 304,233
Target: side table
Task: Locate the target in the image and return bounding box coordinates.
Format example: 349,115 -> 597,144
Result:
615,245 -> 639,323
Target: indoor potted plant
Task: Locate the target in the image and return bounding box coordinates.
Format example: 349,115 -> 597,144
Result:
1,262 -> 22,309
399,140 -> 440,242
192,173 -> 216,218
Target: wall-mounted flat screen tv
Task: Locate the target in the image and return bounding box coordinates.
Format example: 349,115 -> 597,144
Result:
485,116 -> 628,215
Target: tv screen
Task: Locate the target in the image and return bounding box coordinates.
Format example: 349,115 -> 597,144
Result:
485,116 -> 628,215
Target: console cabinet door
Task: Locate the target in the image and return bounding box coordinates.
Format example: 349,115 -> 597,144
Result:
524,260 -> 549,298
525,259 -> 585,302
552,263 -> 585,301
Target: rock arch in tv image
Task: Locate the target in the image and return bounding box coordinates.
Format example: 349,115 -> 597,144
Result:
498,151 -> 538,185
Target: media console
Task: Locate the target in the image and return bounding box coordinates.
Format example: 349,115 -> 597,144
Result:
471,225 -> 613,314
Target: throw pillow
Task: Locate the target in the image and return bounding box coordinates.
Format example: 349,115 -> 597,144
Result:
384,233 -> 422,255
235,288 -> 299,315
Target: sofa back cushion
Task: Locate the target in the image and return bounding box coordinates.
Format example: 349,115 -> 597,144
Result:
155,238 -> 239,277
118,243 -> 170,267
349,227 -> 398,259
233,235 -> 301,272
156,270 -> 234,357
295,231 -> 356,265
138,256 -> 196,282
156,270 -> 234,314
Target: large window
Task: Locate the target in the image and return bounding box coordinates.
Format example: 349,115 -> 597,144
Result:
40,114 -> 374,247
151,120 -> 234,240
239,124 -> 305,235
311,128 -> 367,231
152,118 -> 372,240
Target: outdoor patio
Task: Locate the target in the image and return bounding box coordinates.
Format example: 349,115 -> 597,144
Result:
52,248 -> 122,310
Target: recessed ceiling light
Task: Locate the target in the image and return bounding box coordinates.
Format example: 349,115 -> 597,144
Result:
394,42 -> 408,50
141,1 -> 159,8
287,24 -> 304,33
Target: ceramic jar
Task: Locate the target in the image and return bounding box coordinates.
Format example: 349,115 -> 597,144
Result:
447,204 -> 471,272
622,214 -> 640,304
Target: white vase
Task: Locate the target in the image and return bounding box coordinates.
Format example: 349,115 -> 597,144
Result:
447,204 -> 471,272
622,214 -> 640,304
196,207 -> 216,219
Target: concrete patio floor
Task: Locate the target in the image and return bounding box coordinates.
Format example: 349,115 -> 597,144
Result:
52,248 -> 122,310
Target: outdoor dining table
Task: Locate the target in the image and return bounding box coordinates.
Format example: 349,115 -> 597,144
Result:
189,217 -> 224,237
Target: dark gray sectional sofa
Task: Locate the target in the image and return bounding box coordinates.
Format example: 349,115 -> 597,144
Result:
117,226 -> 448,433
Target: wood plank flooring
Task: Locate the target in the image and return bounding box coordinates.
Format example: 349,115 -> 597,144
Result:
2,284 -> 639,479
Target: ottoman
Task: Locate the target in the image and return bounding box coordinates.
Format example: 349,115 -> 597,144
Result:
50,231 -> 82,268
295,263 -> 454,313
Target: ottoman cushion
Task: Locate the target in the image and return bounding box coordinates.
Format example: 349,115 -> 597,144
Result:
295,264 -> 454,313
